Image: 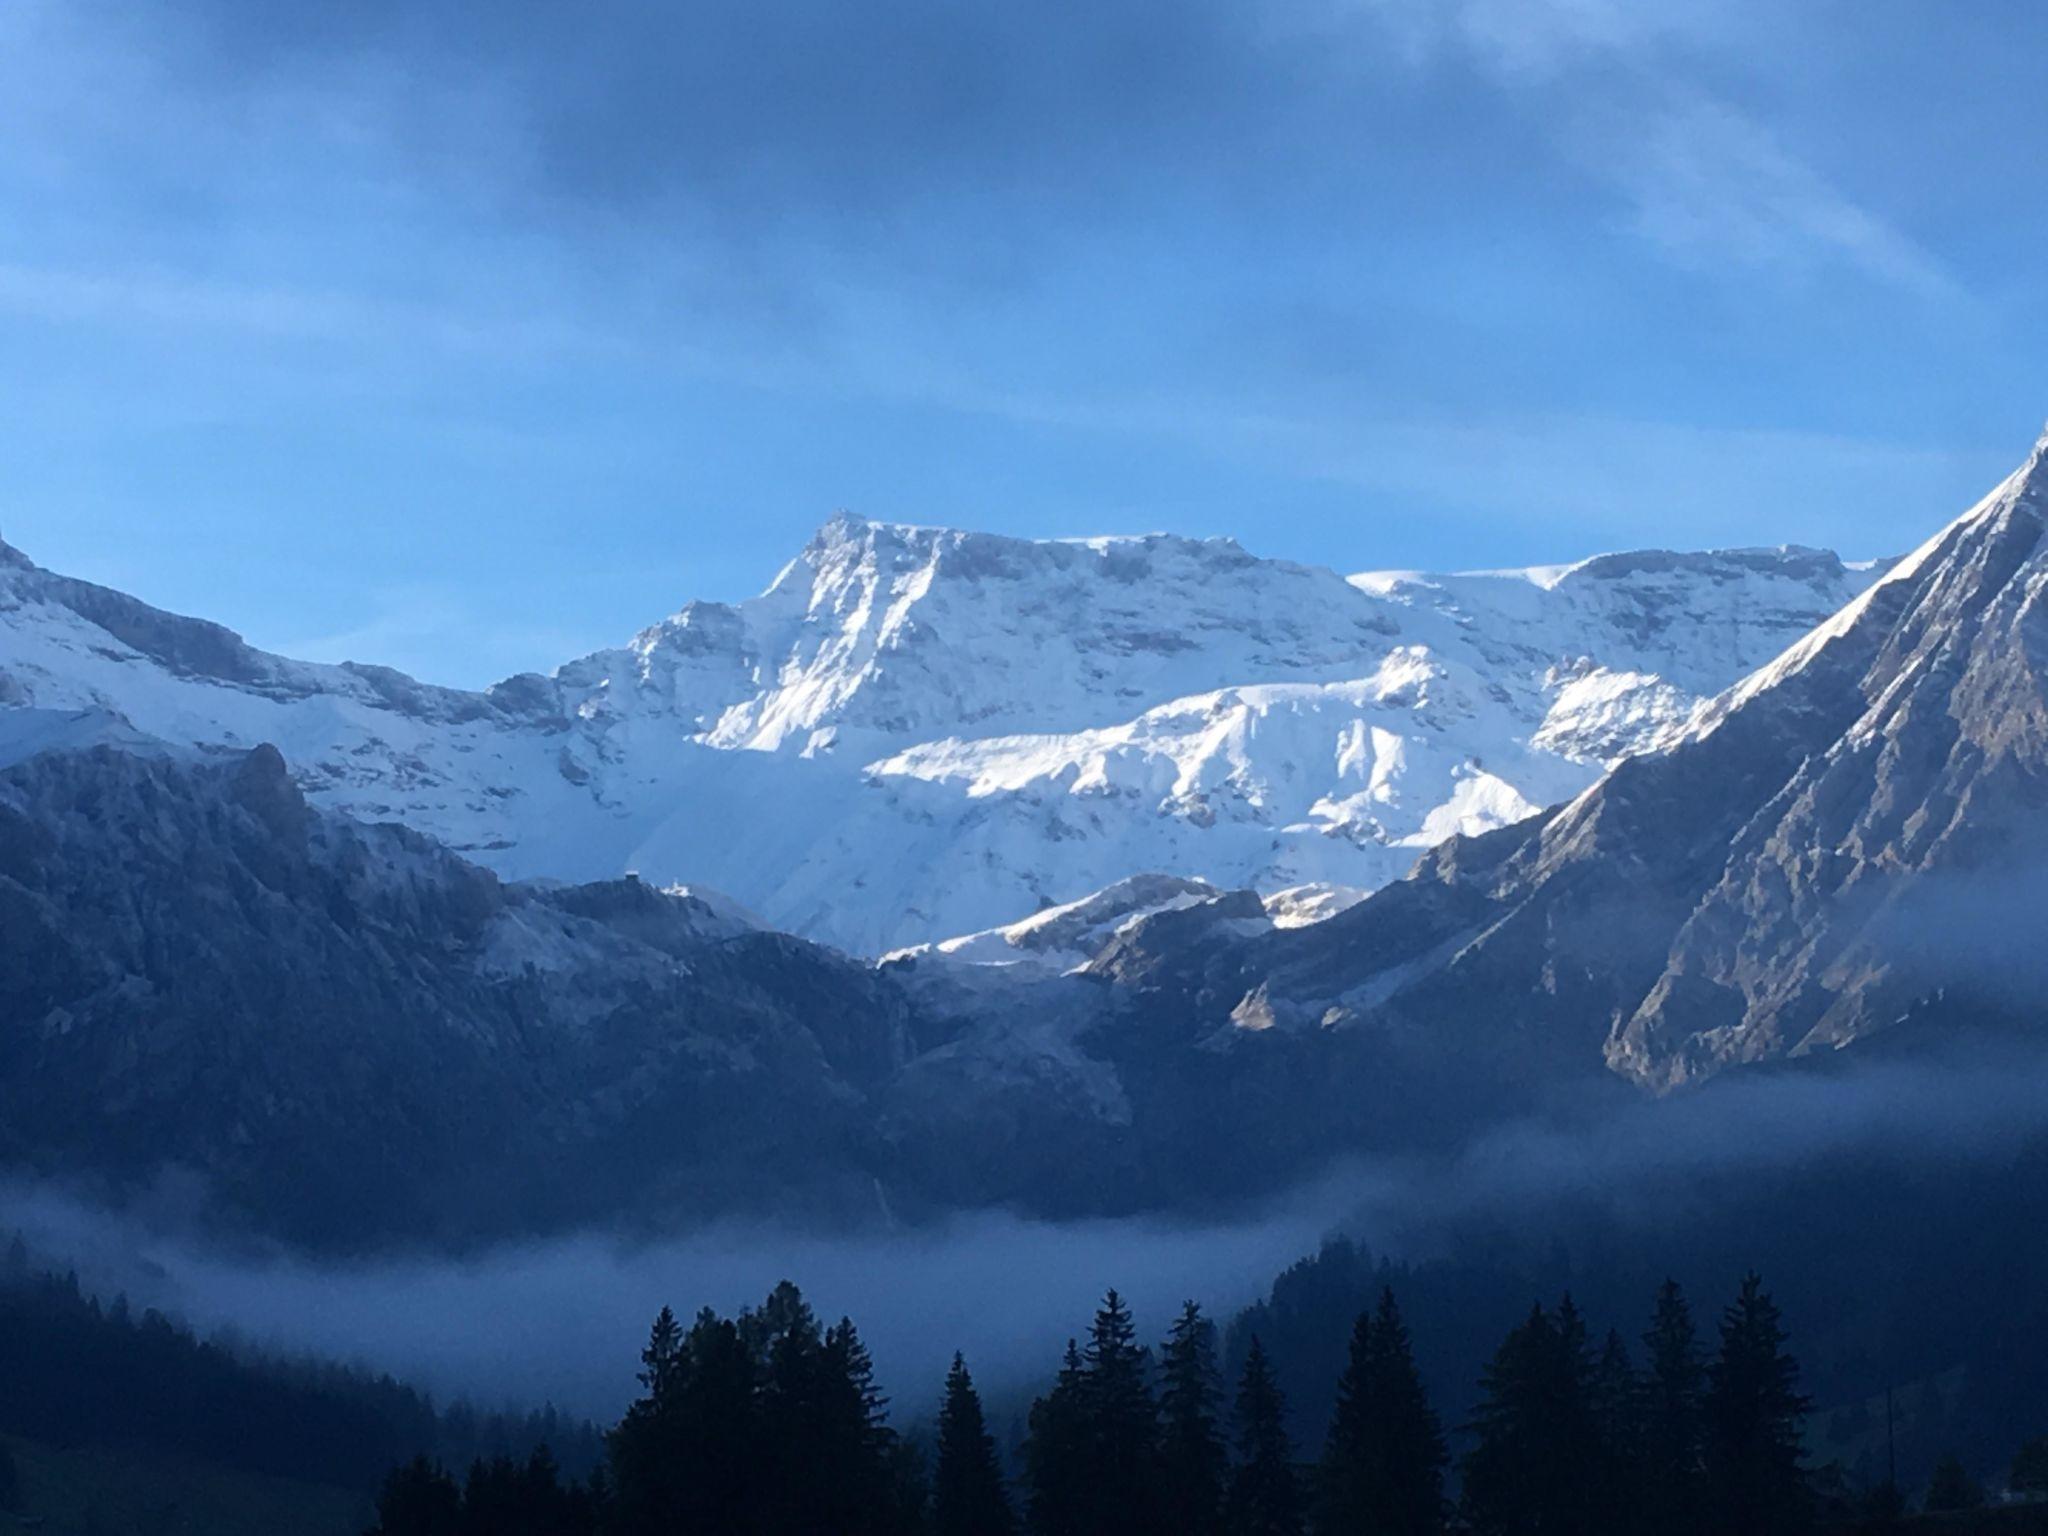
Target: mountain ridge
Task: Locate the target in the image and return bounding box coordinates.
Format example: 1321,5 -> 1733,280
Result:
11,439 -> 2048,1247
0,519 -> 1889,953
1087,431 -> 2048,1093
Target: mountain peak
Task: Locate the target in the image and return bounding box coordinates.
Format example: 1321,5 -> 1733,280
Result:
2013,419 -> 2048,498
0,491 -> 1896,955
808,508 -> 875,546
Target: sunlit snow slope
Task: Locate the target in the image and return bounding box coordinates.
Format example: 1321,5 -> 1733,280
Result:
0,520 -> 1889,953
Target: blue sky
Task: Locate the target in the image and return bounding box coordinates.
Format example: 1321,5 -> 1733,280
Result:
4,0 -> 2046,688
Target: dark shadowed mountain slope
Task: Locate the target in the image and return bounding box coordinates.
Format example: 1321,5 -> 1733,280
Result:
0,714 -> 1568,1247
0,718 -> 922,1246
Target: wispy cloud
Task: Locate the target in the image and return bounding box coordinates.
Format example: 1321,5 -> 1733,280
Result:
1604,90 -> 1959,300
1336,0 -> 1960,300
1331,0 -> 1721,77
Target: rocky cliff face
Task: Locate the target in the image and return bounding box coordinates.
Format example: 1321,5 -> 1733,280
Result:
0,720 -> 919,1246
1095,434 -> 2048,1093
1610,434 -> 2048,1084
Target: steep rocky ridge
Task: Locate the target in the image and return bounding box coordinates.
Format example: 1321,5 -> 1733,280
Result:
1096,433 -> 2048,1091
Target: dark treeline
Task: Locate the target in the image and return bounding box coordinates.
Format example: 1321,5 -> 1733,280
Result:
371,1279 -> 918,1536
1218,1091 -> 2048,1500
1226,1136 -> 2048,1505
369,1268 -> 2022,1536
0,1234 -> 603,1493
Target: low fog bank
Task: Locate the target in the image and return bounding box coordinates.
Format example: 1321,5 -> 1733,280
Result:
1412,1025 -> 2048,1229
0,1172 -> 1369,1424
6,1027 -> 2047,1428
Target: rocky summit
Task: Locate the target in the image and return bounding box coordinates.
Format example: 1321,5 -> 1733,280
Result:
0,517 -> 1885,954
1095,431 -> 2048,1095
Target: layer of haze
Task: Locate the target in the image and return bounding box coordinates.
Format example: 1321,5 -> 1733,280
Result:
9,1040 -> 2046,1425
4,0 -> 2047,685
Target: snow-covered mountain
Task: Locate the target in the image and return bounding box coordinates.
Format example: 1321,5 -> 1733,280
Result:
1092,429 -> 2048,1091
0,519 -> 1889,953
14,437 -> 2048,1249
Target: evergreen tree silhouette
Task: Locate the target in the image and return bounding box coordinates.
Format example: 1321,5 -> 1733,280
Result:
1703,1273 -> 1810,1536
564,1460 -> 609,1536
935,1353 -> 1014,1536
1639,1280 -> 1705,1536
1321,1306 -> 1379,1533
459,1455 -> 524,1536
639,1305 -> 683,1401
1228,1336 -> 1303,1536
0,1440 -> 17,1515
1461,1298 -> 1601,1536
886,1436 -> 933,1536
756,1285 -> 829,1536
369,1456 -> 462,1536
1025,1341 -> 1090,1536
674,1309 -> 761,1534
819,1316 -> 902,1536
1083,1289 -> 1160,1536
369,1446 -> 596,1536
1589,1328 -> 1640,1536
1158,1301 -> 1227,1536
1319,1288 -> 1445,1536
610,1311 -> 696,1534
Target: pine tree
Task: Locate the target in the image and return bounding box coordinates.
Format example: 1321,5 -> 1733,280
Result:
639,1306 -> 684,1402
369,1456 -> 462,1536
460,1455 -> 524,1536
0,1440 -> 17,1515
1703,1273 -> 1810,1536
1590,1328 -> 1640,1536
1157,1301 -> 1227,1536
1321,1307 -> 1378,1533
755,1281 -> 825,1462
1024,1341 -> 1090,1536
1463,1304 -> 1552,1536
1550,1294 -> 1603,1534
1228,1336 -> 1303,1536
609,1314 -> 686,1536
1461,1299 -> 1601,1536
936,1353 -> 1013,1536
1639,1280 -> 1705,1536
818,1317 -> 901,1536
886,1435 -> 933,1536
670,1309 -> 762,1536
569,1466 -> 606,1536
1081,1289 -> 1159,1536
512,1449 -> 585,1536
1320,1289 -> 1445,1536
741,1284 -> 899,1536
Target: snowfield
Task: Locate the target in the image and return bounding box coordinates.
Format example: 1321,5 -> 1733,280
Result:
0,520 -> 1888,953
